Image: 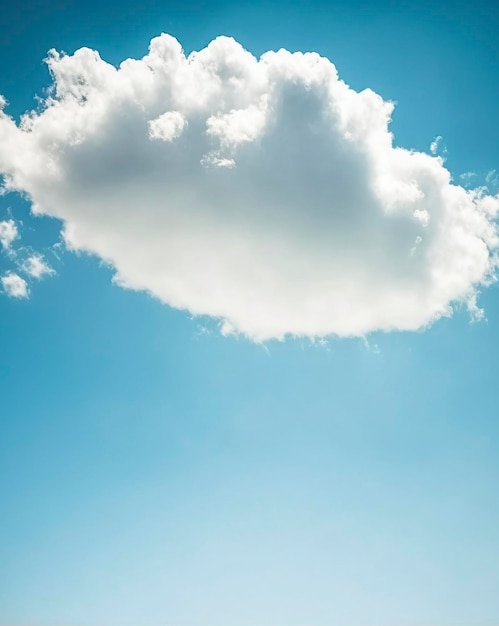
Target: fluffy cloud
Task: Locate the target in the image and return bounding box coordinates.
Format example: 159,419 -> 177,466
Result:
1,271 -> 28,298
0,218 -> 18,251
0,34 -> 498,339
22,254 -> 55,279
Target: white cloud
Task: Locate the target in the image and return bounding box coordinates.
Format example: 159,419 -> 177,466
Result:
0,34 -> 498,340
430,135 -> 446,156
1,271 -> 28,298
0,218 -> 18,250
148,110 -> 186,142
22,254 -> 55,279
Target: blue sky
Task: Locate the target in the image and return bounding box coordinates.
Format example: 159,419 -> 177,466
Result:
1,1 -> 499,625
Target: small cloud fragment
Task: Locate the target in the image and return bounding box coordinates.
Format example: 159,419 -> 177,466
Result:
459,172 -> 477,188
485,169 -> 498,189
0,219 -> 18,251
22,254 -> 55,279
1,271 -> 28,298
429,135 -> 446,156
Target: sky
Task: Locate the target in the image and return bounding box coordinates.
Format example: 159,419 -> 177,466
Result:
1,1 -> 499,625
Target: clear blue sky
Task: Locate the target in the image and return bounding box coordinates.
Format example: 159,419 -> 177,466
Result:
1,1 -> 499,625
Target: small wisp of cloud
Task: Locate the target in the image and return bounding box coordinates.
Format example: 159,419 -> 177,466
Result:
21,254 -> 55,279
429,135 -> 447,157
0,213 -> 56,299
1,271 -> 28,298
485,169 -> 499,191
0,218 -> 18,252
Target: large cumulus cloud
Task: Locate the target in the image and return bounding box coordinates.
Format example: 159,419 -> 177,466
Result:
0,34 -> 498,339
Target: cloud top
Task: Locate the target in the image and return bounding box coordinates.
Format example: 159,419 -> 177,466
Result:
0,34 -> 498,339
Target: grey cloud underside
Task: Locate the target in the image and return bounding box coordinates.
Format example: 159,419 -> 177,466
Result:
0,35 -> 498,339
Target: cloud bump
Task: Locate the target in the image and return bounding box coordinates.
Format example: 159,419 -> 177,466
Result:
0,34 -> 498,339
